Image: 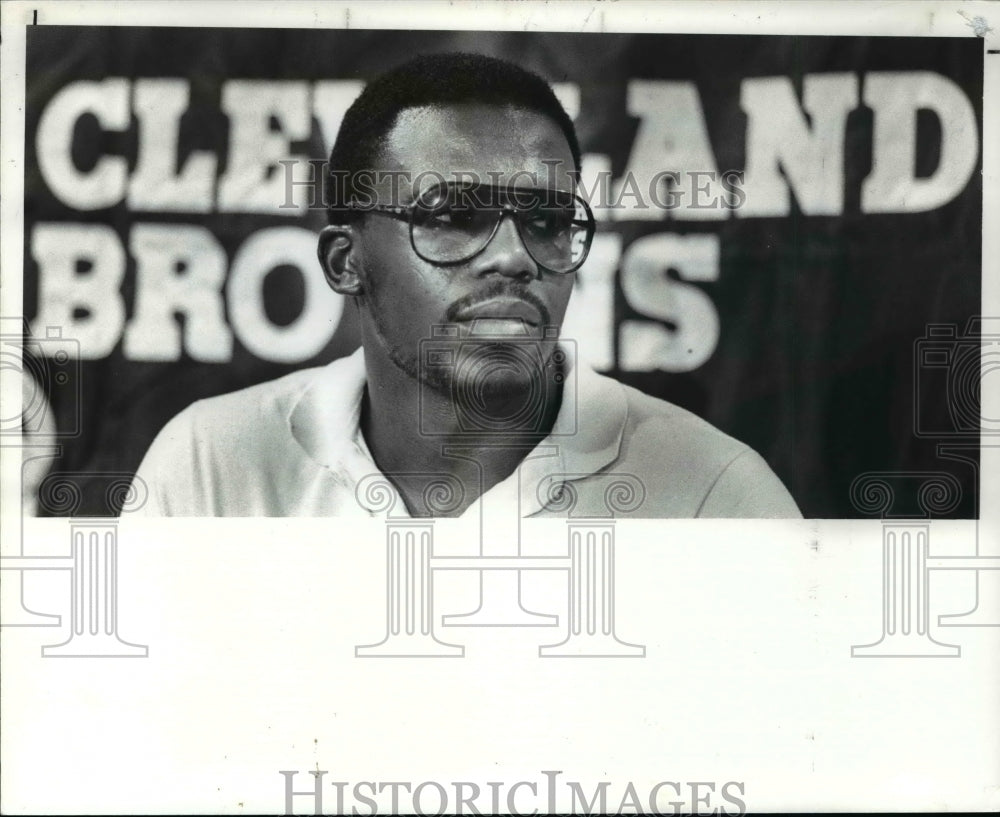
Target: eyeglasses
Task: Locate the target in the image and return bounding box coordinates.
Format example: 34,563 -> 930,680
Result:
346,182 -> 596,275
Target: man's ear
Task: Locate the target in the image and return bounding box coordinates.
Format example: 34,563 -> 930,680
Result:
318,224 -> 364,295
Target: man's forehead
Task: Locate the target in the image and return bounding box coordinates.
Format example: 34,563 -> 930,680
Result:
373,103 -> 577,194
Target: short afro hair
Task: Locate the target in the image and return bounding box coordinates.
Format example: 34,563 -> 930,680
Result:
325,51 -> 581,225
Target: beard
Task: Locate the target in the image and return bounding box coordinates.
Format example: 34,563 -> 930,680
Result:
368,303 -> 566,435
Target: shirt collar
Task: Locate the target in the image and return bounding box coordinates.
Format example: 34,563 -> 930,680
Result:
288,346 -> 368,473
289,344 -> 628,516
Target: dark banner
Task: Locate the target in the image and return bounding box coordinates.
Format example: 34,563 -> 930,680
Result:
22,27 -> 983,516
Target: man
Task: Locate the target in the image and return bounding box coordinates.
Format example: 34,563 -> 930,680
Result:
133,52 -> 800,518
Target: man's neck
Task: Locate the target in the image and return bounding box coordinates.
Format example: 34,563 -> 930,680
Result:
360,348 -> 562,517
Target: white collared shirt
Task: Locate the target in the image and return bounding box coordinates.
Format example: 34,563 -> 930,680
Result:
133,347 -> 801,518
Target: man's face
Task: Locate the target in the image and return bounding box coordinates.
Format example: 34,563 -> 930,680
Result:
353,103 -> 579,393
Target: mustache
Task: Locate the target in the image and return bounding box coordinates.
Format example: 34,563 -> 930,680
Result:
444,281 -> 552,326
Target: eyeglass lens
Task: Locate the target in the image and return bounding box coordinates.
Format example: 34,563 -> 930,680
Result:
410,184 -> 592,272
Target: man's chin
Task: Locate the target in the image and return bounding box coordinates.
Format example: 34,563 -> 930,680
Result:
456,369 -> 537,400
376,327 -> 556,405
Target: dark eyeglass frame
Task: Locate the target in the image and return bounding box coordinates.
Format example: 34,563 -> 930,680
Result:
344,182 -> 596,275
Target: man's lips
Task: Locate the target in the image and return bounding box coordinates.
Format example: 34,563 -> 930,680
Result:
450,297 -> 543,326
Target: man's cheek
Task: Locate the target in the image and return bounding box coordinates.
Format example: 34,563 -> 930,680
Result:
550,283 -> 575,325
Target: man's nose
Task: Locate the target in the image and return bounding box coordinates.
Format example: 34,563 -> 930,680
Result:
472,213 -> 538,281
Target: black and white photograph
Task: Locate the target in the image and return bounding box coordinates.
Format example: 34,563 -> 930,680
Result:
2,1 -> 998,813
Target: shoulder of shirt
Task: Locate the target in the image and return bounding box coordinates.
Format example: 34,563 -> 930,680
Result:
158,356 -> 360,458
581,370 -> 789,512
586,370 -> 750,462
134,357 -> 365,516
580,370 -> 800,517
176,365 -> 325,430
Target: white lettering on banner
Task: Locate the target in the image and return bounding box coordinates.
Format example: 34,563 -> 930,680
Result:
25,70 -> 981,369
30,224 -> 126,358
739,73 -> 860,217
127,79 -> 217,212
622,81 -> 726,222
862,71 -> 980,213
551,82 -> 581,121
579,153 -> 613,222
29,224 -> 341,363
124,225 -> 233,362
226,227 -> 344,363
36,78 -> 130,210
312,81 -> 365,155
216,81 -> 312,213
33,73 -> 979,218
619,233 -> 721,372
561,233 -> 622,370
